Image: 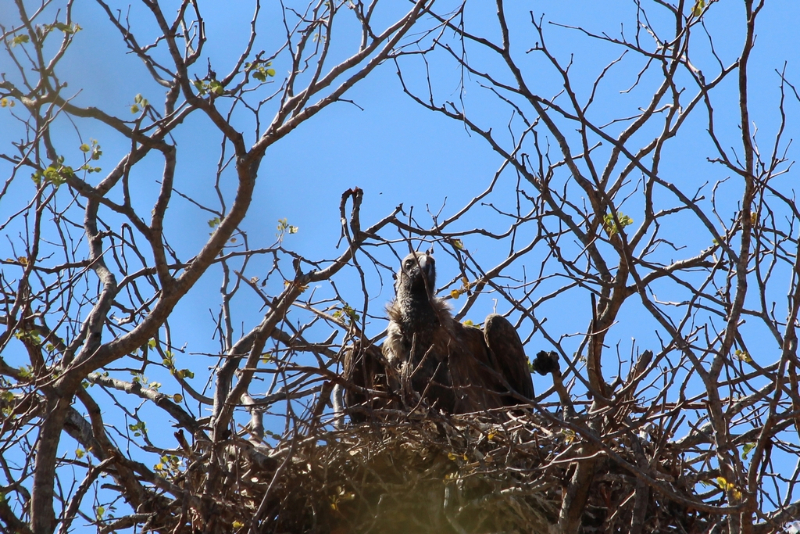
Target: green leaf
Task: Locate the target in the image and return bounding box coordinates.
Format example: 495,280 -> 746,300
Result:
249,61 -> 277,83
79,143 -> 90,152
715,476 -> 733,491
32,163 -> 74,188
193,80 -> 206,94
336,304 -> 360,323
130,94 -> 148,113
15,330 -> 42,345
276,218 -> 298,240
90,141 -> 103,160
177,369 -> 194,379
603,211 -> 633,236
128,421 -> 147,435
208,80 -> 224,95
10,34 -> 30,47
52,22 -> 81,34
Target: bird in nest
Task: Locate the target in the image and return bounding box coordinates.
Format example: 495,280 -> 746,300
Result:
380,251 -> 534,414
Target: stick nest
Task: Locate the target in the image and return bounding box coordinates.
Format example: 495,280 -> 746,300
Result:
187,408 -> 717,533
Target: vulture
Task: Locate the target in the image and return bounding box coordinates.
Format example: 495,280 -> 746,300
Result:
379,251 -> 534,414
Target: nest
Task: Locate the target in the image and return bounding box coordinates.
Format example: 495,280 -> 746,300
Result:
187,408 -> 718,534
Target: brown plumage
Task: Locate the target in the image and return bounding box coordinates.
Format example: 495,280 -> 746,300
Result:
342,340 -> 393,422
343,252 -> 535,419
381,252 -> 534,414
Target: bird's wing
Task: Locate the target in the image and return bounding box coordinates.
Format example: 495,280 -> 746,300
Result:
343,341 -> 390,421
448,322 -> 506,411
483,314 -> 535,400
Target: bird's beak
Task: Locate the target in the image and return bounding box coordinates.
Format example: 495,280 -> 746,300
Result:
418,255 -> 430,274
419,255 -> 434,281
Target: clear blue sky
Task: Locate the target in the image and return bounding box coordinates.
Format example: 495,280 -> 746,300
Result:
2,0 -> 800,482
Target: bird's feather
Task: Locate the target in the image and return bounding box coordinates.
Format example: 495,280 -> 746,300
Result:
381,252 -> 534,414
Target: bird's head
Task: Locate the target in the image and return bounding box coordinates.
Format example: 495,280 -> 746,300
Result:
395,252 -> 436,298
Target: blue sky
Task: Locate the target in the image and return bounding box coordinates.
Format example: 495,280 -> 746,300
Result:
2,0 -> 799,413
1,0 -> 798,403
3,0 -> 800,522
